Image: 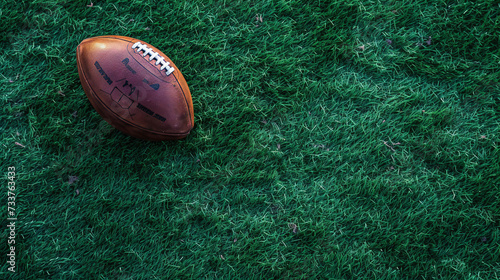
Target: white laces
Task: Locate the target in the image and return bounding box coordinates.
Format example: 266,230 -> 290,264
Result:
131,42 -> 175,76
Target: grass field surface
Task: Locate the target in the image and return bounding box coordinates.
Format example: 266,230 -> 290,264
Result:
1,0 -> 499,279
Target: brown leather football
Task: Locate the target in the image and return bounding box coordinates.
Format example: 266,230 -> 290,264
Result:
76,35 -> 194,140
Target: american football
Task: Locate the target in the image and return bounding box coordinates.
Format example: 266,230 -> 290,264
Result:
76,35 -> 194,140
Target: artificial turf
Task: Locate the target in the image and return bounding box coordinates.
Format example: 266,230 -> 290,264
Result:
1,0 -> 499,279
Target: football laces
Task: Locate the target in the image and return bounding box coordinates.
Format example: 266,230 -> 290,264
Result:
131,42 -> 175,76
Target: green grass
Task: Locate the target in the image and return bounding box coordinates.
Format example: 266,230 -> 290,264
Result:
1,0 -> 499,279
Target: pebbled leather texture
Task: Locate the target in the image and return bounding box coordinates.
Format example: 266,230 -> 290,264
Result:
77,35 -> 194,140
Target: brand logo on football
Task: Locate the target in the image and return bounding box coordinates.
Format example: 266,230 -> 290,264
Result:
94,61 -> 113,85
121,58 -> 137,74
142,78 -> 160,91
